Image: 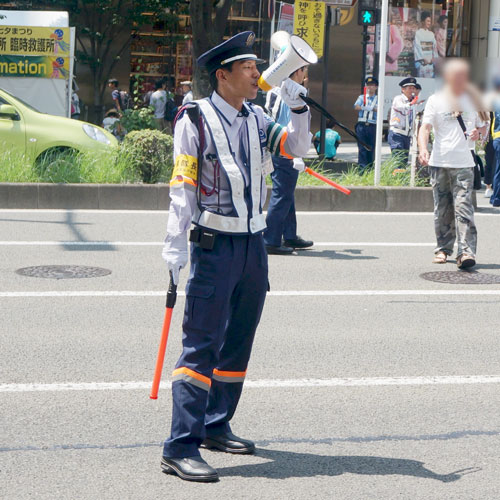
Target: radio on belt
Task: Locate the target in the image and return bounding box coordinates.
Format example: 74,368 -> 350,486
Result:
189,227 -> 216,250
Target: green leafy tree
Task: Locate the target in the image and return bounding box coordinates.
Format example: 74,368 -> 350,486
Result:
189,0 -> 235,97
36,0 -> 178,122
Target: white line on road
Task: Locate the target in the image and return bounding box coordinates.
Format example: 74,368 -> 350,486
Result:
2,375 -> 500,393
0,209 -> 497,216
1,290 -> 500,298
0,241 -> 435,247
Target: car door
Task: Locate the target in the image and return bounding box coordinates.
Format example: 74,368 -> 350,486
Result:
0,95 -> 26,155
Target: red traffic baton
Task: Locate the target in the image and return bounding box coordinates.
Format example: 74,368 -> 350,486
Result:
150,272 -> 177,400
304,167 -> 351,196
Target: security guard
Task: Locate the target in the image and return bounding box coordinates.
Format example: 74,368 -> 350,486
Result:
388,77 -> 419,169
161,31 -> 311,482
264,66 -> 314,255
354,77 -> 378,171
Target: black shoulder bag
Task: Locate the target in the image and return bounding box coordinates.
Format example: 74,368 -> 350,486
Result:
456,113 -> 484,190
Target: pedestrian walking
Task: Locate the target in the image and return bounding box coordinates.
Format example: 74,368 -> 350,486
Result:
150,80 -> 167,131
107,78 -> 131,115
354,76 -> 378,171
161,31 -> 312,482
388,77 -> 421,170
263,65 -> 313,255
418,59 -> 489,269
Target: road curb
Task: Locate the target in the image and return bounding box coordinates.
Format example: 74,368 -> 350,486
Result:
0,183 -> 436,211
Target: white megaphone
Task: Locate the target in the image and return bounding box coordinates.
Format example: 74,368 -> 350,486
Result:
258,33 -> 318,92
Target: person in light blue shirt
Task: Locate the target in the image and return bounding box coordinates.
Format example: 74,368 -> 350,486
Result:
313,122 -> 341,159
354,76 -> 378,170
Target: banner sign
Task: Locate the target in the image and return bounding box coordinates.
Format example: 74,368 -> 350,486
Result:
0,55 -> 70,79
0,26 -> 70,57
294,1 -> 325,58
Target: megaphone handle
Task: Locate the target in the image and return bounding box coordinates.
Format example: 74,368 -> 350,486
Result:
300,94 -> 373,152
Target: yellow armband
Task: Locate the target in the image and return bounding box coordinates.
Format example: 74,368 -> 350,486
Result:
171,154 -> 198,182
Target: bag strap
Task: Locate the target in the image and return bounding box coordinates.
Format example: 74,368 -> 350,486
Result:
456,113 -> 477,165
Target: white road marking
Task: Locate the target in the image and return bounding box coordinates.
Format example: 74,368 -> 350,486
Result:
0,209 -> 497,216
2,375 -> 500,393
1,290 -> 500,298
0,241 -> 435,247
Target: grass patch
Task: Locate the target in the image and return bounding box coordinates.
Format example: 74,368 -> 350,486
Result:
294,155 -> 429,187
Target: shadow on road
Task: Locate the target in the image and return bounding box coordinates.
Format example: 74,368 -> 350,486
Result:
219,448 -> 479,482
296,250 -> 378,260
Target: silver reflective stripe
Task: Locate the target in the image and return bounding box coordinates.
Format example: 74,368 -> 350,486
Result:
212,373 -> 246,383
247,112 -> 266,233
172,373 -> 210,391
197,99 -> 248,221
272,94 -> 281,120
196,211 -> 248,233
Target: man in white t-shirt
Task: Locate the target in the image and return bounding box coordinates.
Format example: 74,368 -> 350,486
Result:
418,59 -> 488,269
150,80 -> 167,131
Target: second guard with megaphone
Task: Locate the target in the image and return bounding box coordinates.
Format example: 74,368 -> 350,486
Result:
160,31 -> 312,482
264,31 -> 316,255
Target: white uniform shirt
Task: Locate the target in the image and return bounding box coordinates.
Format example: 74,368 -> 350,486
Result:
182,90 -> 194,106
422,91 -> 485,168
164,91 -> 311,253
390,94 -> 415,136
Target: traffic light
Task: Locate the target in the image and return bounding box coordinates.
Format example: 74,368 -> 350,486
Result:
358,9 -> 376,25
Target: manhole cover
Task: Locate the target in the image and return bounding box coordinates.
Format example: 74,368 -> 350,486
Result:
420,271 -> 500,285
16,265 -> 111,280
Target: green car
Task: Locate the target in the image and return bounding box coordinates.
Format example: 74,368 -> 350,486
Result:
0,87 -> 117,163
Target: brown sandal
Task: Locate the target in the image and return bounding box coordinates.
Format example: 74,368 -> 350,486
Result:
433,252 -> 448,264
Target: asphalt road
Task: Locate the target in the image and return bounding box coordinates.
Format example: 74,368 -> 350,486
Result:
1,203 -> 500,500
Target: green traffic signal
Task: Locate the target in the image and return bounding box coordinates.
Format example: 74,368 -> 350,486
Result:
358,9 -> 376,26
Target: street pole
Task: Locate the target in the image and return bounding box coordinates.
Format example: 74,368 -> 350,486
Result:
319,6 -> 332,157
361,25 -> 368,92
373,0 -> 388,186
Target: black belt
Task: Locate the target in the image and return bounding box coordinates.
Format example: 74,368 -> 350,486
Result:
358,122 -> 376,126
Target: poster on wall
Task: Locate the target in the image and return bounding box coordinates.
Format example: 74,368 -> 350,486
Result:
293,0 -> 325,58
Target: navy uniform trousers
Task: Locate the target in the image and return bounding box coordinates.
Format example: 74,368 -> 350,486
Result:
263,156 -> 299,247
355,122 -> 376,170
163,232 -> 268,458
388,131 -> 410,168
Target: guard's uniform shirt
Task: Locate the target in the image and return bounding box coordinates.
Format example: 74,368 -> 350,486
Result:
162,90 -> 311,459
354,94 -> 378,169
388,94 -> 415,164
354,94 -> 378,124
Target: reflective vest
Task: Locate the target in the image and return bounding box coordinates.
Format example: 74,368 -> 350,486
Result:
193,98 -> 266,235
358,95 -> 378,123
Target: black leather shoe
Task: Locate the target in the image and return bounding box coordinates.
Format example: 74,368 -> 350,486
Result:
161,456 -> 219,482
201,432 -> 256,454
283,236 -> 314,249
266,244 -> 294,255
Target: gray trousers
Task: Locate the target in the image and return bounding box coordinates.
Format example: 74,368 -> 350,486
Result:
430,167 -> 477,258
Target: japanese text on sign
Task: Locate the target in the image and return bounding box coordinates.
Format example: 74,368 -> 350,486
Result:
293,1 -> 325,58
0,26 -> 70,57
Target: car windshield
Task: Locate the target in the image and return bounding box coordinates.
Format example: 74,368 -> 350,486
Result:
0,88 -> 42,113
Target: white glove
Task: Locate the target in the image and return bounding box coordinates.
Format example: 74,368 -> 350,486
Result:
280,78 -> 307,109
162,240 -> 188,285
292,158 -> 305,172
